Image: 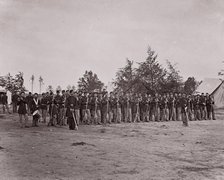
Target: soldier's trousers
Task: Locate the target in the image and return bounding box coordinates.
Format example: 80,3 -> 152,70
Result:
142,110 -> 149,122
200,106 -> 207,120
177,107 -> 182,121
82,109 -> 91,124
41,109 -> 47,123
68,117 -> 76,130
116,108 -> 122,123
187,109 -> 194,121
194,109 -> 201,120
182,111 -> 189,126
124,107 -> 132,123
169,107 -> 176,121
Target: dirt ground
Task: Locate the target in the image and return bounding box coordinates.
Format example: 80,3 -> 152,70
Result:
0,114 -> 224,180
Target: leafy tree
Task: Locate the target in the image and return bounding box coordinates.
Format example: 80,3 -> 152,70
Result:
136,47 -> 166,94
78,71 -> 104,92
184,77 -> 198,95
0,72 -> 26,93
163,60 -> 183,93
113,59 -> 136,93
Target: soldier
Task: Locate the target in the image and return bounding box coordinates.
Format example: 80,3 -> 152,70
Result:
200,93 -> 207,120
30,93 -> 41,127
210,95 -> 216,120
48,91 -> 56,126
12,92 -> 19,113
180,93 -> 189,126
151,93 -> 159,121
1,92 -> 10,114
132,93 -> 140,122
187,95 -> 194,121
81,92 -> 91,124
90,92 -> 98,124
101,92 -> 110,124
66,90 -> 78,130
25,92 -> 33,115
108,92 -> 114,123
124,93 -> 132,123
115,93 -> 122,123
160,94 -> 166,121
194,95 -> 201,120
168,93 -> 176,121
176,93 -> 182,121
61,90 -> 67,126
40,93 -> 48,123
141,93 -> 149,122
110,92 -> 117,123
206,93 -> 214,120
54,90 -> 63,125
120,92 -> 126,122
17,92 -> 29,128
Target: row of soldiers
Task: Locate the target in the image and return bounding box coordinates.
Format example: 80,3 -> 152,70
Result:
34,90 -> 216,130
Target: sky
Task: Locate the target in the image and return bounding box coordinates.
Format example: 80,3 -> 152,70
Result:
0,0 -> 224,93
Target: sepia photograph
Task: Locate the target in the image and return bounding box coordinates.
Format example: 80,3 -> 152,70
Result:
0,0 -> 224,179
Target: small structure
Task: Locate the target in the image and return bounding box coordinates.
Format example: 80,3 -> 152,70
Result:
196,78 -> 224,109
0,87 -> 12,104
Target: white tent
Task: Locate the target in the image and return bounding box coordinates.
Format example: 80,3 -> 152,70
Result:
0,87 -> 12,104
196,78 -> 224,109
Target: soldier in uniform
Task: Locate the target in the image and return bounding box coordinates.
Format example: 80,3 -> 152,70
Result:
1,92 -> 10,114
176,93 -> 182,121
124,93 -> 132,123
141,93 -> 149,122
17,92 -> 29,128
90,92 -> 98,124
200,93 -> 207,120
180,93 -> 189,126
54,90 -> 63,125
25,92 -> 33,115
40,93 -> 48,123
48,91 -> 55,126
168,93 -> 176,121
61,90 -> 67,126
81,92 -> 91,124
194,95 -> 201,120
66,90 -> 79,130
115,93 -> 122,123
30,93 -> 41,127
101,92 -> 110,124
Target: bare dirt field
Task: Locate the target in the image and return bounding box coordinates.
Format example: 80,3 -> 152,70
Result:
0,114 -> 224,180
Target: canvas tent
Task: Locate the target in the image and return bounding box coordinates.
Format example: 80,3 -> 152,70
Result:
0,86 -> 12,104
196,78 -> 224,109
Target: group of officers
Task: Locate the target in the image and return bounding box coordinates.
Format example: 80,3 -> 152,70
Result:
13,89 -> 216,130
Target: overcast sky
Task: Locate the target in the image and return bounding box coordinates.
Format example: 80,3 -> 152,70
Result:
0,0 -> 224,92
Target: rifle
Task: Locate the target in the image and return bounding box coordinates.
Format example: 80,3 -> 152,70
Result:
71,109 -> 78,130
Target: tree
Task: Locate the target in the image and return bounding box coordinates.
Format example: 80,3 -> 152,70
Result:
31,75 -> 35,93
136,47 -> 166,94
0,72 -> 26,93
184,77 -> 198,95
39,76 -> 44,94
163,60 -> 183,92
78,71 -> 104,92
113,58 -> 136,93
